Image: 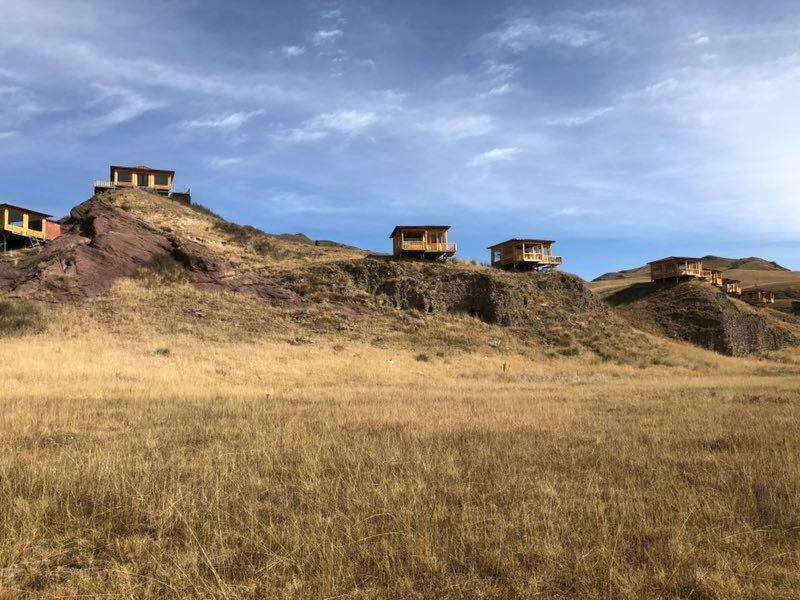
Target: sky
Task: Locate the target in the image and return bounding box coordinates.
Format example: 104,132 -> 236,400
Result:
1,0 -> 799,279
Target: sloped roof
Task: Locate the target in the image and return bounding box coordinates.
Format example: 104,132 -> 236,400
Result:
0,203 -> 52,218
647,256 -> 703,265
110,165 -> 175,175
389,225 -> 450,238
487,238 -> 555,249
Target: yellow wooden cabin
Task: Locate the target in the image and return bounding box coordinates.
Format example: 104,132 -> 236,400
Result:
94,165 -> 175,196
722,278 -> 742,296
0,203 -> 61,249
649,257 -> 704,282
742,288 -> 775,305
488,239 -> 563,271
702,268 -> 723,287
389,226 -> 456,259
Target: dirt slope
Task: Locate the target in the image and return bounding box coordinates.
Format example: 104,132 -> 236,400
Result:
606,279 -> 800,356
0,189 -> 650,361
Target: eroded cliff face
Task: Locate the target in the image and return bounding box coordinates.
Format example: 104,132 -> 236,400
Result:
606,280 -> 800,356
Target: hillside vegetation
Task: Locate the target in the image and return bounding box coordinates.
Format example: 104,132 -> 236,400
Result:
2,190 -> 800,598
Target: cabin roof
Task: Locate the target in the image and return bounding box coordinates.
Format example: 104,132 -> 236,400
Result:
647,256 -> 703,265
487,238 -> 555,249
0,203 -> 52,218
110,165 -> 175,176
744,288 -> 771,294
389,225 -> 450,238
722,278 -> 741,283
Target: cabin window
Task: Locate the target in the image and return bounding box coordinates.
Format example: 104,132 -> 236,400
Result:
653,265 -> 662,272
28,216 -> 44,232
137,173 -> 150,187
7,209 -> 23,227
493,250 -> 502,262
154,173 -> 170,186
117,170 -> 132,183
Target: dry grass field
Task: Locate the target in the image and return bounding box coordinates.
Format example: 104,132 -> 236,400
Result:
2,309 -> 800,598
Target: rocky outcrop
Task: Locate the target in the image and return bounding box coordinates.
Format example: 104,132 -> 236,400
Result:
606,280 -> 799,356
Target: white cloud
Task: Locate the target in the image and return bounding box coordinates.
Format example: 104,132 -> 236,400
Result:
282,45 -> 306,57
487,17 -> 603,52
469,147 -> 519,166
546,106 -> 614,127
481,82 -> 513,98
182,110 -> 265,131
208,156 -> 242,168
289,110 -> 378,142
313,29 -> 343,46
432,115 -> 493,140
80,85 -> 162,133
688,31 -> 710,45
0,131 -> 18,139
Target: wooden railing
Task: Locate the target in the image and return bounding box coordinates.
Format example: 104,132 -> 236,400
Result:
517,252 -> 562,264
93,180 -> 114,189
401,241 -> 456,252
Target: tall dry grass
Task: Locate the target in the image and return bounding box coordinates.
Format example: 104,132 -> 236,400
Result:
1,328 -> 800,598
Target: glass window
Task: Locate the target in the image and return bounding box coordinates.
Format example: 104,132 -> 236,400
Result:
117,170 -> 132,183
137,173 -> 150,187
28,216 -> 44,231
8,209 -> 23,227
154,173 -> 169,186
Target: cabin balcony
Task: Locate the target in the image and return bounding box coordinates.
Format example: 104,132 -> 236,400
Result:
517,251 -> 562,265
400,241 -> 457,253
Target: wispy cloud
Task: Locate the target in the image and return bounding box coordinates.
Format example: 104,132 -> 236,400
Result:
313,29 -> 343,46
469,147 -> 519,166
486,17 -> 604,52
182,110 -> 265,131
431,115 -> 493,140
282,45 -> 305,57
0,131 -> 18,139
546,107 -> 614,127
289,110 -> 377,142
208,156 -> 243,168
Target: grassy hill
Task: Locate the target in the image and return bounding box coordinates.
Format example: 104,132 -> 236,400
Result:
590,255 -> 800,314
2,190 -> 800,597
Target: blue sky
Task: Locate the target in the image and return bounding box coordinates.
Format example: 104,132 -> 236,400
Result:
2,0 -> 799,279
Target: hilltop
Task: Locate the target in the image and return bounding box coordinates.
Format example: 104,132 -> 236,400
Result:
0,189 -> 652,362
590,255 -> 800,312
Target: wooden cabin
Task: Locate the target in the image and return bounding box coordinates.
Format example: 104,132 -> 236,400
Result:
702,268 -> 723,287
389,226 -> 456,259
488,239 -> 563,270
0,204 -> 60,249
742,288 -> 775,305
94,165 -> 175,196
722,278 -> 742,296
648,257 -> 704,282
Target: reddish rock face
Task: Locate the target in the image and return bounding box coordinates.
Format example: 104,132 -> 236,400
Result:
0,197 -> 299,304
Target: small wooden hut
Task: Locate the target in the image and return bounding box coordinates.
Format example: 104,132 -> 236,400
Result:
742,288 -> 775,305
389,226 -> 456,259
94,165 -> 175,196
0,203 -> 61,249
648,257 -> 704,282
702,268 -> 723,287
722,278 -> 742,296
488,239 -> 562,271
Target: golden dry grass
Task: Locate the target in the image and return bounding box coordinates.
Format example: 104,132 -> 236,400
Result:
2,309 -> 800,598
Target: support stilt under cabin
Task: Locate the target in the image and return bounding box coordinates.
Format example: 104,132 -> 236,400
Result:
488,239 -> 563,271
389,226 -> 457,260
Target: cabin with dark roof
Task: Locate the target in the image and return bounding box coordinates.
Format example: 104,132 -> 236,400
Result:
648,257 -> 705,282
0,203 -> 61,249
722,278 -> 742,296
488,239 -> 562,270
389,226 -> 456,259
94,166 -> 175,197
742,288 -> 775,305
